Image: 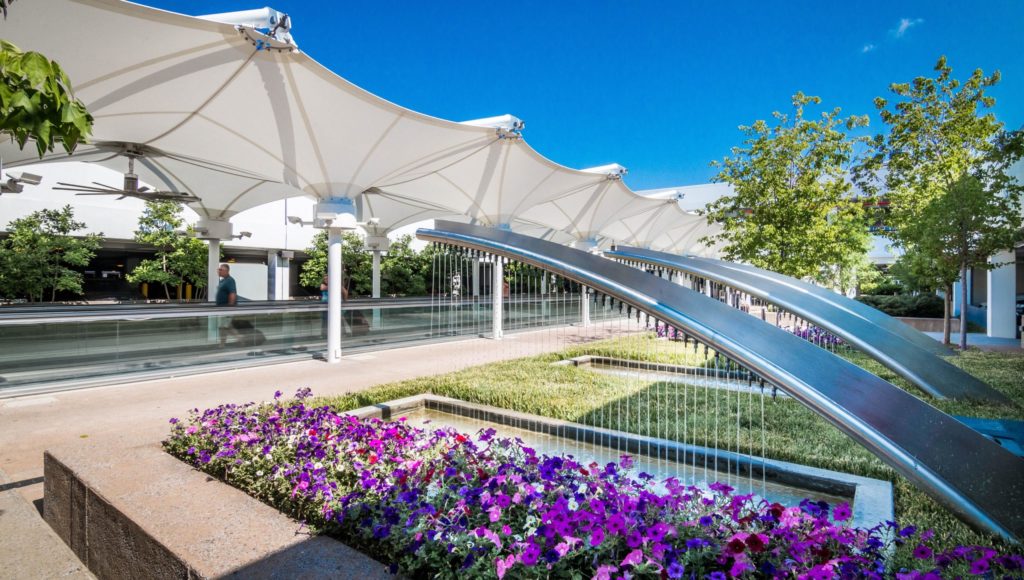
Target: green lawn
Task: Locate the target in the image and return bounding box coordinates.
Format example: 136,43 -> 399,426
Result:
317,334 -> 1024,559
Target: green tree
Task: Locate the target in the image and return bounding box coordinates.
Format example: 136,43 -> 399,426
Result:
299,231 -> 372,296
0,205 -> 100,301
125,201 -> 209,301
857,57 -> 1024,347
0,39 -> 92,157
702,92 -> 872,286
381,235 -> 430,296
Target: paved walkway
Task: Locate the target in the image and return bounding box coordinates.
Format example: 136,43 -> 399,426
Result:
0,324 -> 623,508
924,331 -> 1023,352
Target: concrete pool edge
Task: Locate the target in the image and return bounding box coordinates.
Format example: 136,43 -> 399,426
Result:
350,393 -> 894,531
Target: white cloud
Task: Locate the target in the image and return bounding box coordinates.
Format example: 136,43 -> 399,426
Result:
893,18 -> 923,38
862,43 -> 876,53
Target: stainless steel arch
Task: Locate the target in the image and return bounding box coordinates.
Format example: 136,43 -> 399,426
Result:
417,220 -> 1024,542
694,254 -> 949,356
606,246 -> 1010,404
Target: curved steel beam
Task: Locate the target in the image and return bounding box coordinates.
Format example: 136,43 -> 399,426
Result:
696,254 -> 949,356
607,247 -> 1009,404
418,220 -> 1024,542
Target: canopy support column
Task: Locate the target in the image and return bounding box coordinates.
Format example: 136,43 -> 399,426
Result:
540,272 -> 548,319
326,228 -> 343,363
371,250 -> 382,299
267,250 -> 291,301
370,249 -> 382,329
581,286 -> 591,327
206,240 -> 220,302
491,257 -> 503,340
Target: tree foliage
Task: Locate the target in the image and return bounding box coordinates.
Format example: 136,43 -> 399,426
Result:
703,92 -> 872,287
0,205 -> 100,302
300,232 -> 433,297
0,39 -> 92,157
125,201 -> 209,301
857,56 -> 1024,347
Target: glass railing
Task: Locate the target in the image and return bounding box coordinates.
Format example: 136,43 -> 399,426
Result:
0,293 -> 622,395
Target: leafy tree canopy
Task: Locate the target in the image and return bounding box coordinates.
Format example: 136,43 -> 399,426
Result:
856,56 -> 1023,347
125,201 -> 209,300
0,205 -> 100,301
702,92 -> 872,286
300,232 -> 434,297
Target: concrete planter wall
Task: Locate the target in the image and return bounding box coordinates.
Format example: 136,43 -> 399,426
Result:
897,317 -> 961,333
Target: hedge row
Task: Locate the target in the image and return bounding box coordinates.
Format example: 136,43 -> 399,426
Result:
856,294 -> 945,318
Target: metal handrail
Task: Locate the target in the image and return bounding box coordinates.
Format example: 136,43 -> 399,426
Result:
607,247 -> 1009,403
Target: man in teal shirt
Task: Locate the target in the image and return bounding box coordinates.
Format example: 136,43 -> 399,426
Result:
216,263 -> 237,306
216,263 -> 237,346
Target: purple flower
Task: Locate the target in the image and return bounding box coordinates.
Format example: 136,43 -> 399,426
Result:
832,502 -> 852,522
520,542 -> 541,566
667,561 -> 685,578
606,513 -> 627,535
968,558 -> 990,575
913,544 -> 933,560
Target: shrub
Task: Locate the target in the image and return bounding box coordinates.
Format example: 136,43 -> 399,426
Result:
856,294 -> 945,318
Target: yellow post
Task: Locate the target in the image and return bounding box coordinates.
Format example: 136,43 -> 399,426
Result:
185,284 -> 193,301
141,282 -> 148,298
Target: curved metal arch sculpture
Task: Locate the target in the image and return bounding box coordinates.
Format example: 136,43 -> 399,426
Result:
606,246 -> 1009,404
417,220 -> 1024,542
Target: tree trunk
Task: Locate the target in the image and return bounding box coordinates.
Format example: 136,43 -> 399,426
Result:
942,285 -> 952,346
163,283 -> 171,301
959,263 -> 969,351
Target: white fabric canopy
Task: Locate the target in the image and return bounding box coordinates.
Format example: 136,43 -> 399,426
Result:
0,0 -> 495,219
0,0 -> 723,258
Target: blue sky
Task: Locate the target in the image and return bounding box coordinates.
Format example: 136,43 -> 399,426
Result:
147,1 -> 1023,191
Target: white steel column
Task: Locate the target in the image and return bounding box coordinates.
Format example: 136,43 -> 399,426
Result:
472,259 -> 481,297
540,272 -> 549,319
267,251 -> 291,301
207,239 -> 220,302
987,250 -> 1017,338
581,286 -> 591,327
491,257 -> 503,340
371,250 -> 382,298
326,228 -> 343,363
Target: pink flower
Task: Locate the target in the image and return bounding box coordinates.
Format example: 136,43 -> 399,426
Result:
620,549 -> 643,567
594,565 -> 618,580
495,554 -> 515,579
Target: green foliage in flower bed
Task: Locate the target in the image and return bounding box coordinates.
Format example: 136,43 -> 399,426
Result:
315,335 -> 1024,565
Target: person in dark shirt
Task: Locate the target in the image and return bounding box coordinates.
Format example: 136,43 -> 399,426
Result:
216,263 -> 237,306
216,263 -> 238,347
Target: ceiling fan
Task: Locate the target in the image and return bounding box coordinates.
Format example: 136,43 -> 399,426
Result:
54,150 -> 202,203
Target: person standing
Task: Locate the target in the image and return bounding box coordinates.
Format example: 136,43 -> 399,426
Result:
216,263 -> 238,347
216,263 -> 237,306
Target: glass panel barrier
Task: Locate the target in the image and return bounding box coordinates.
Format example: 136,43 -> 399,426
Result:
0,295 -> 618,395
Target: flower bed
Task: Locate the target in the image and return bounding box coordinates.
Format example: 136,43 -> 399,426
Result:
164,390 -> 1022,579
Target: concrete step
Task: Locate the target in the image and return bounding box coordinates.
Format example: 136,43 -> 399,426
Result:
0,469 -> 93,579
